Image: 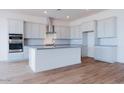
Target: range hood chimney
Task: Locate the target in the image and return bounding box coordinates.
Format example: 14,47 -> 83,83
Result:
46,17 -> 56,34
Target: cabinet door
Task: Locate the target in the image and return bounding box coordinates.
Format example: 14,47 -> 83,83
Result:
70,27 -> 75,39
60,27 -> 70,39
82,23 -> 89,31
24,22 -> 32,38
55,26 -> 61,39
81,21 -> 95,32
104,17 -> 116,37
78,26 -> 82,38
76,26 -> 82,38
71,26 -> 81,39
8,19 -> 16,34
23,46 -> 29,60
8,19 -> 23,34
74,26 -> 78,38
16,20 -> 23,34
31,23 -> 40,38
55,26 -> 70,39
75,26 -> 81,39
97,17 -> 116,38
39,25 -> 46,38
24,22 -> 46,38
95,46 -> 116,63
60,27 -> 64,39
64,27 -> 70,39
97,20 -> 105,38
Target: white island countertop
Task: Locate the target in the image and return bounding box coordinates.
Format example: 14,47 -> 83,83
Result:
28,44 -> 82,73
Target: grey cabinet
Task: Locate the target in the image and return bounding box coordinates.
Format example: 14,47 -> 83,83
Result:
24,22 -> 46,38
70,21 -> 96,39
97,17 -> 116,38
8,19 -> 23,34
70,25 -> 82,39
55,26 -> 70,39
104,18 -> 116,37
81,21 -> 96,31
24,22 -> 32,38
97,20 -> 105,38
95,46 -> 117,63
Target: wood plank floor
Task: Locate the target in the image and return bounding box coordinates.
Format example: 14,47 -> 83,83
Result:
1,58 -> 124,84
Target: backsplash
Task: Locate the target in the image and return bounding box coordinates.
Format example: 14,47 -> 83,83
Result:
24,39 -> 71,46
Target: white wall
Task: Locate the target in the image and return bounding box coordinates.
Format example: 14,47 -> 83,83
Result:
70,9 -> 124,63
0,18 -> 8,61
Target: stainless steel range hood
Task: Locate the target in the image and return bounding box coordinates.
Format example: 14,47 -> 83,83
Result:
46,17 -> 56,34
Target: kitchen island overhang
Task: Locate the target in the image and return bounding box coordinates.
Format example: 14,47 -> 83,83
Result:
29,45 -> 82,73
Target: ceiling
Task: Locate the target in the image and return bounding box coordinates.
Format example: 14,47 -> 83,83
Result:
0,9 -> 106,21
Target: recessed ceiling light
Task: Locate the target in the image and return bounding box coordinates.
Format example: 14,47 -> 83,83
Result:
44,10 -> 47,14
66,16 -> 70,19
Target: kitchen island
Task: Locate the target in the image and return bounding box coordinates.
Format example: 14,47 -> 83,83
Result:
29,45 -> 82,73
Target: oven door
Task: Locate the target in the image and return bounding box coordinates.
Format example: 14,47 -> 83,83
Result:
9,43 -> 23,53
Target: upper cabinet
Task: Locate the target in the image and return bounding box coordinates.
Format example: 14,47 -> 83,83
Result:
24,22 -> 46,38
62,27 -> 70,39
81,21 -> 96,32
97,20 -> 105,38
24,22 -> 32,38
40,25 -> 46,38
104,17 -> 116,37
70,21 -> 96,39
54,26 -> 70,39
70,25 -> 82,39
97,17 -> 116,38
8,19 -> 24,34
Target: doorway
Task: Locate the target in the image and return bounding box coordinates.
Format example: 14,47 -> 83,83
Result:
82,31 -> 95,57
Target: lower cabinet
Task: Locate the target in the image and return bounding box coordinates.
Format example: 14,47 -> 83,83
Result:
23,46 -> 29,60
8,52 -> 25,62
95,46 -> 117,63
8,46 -> 29,62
